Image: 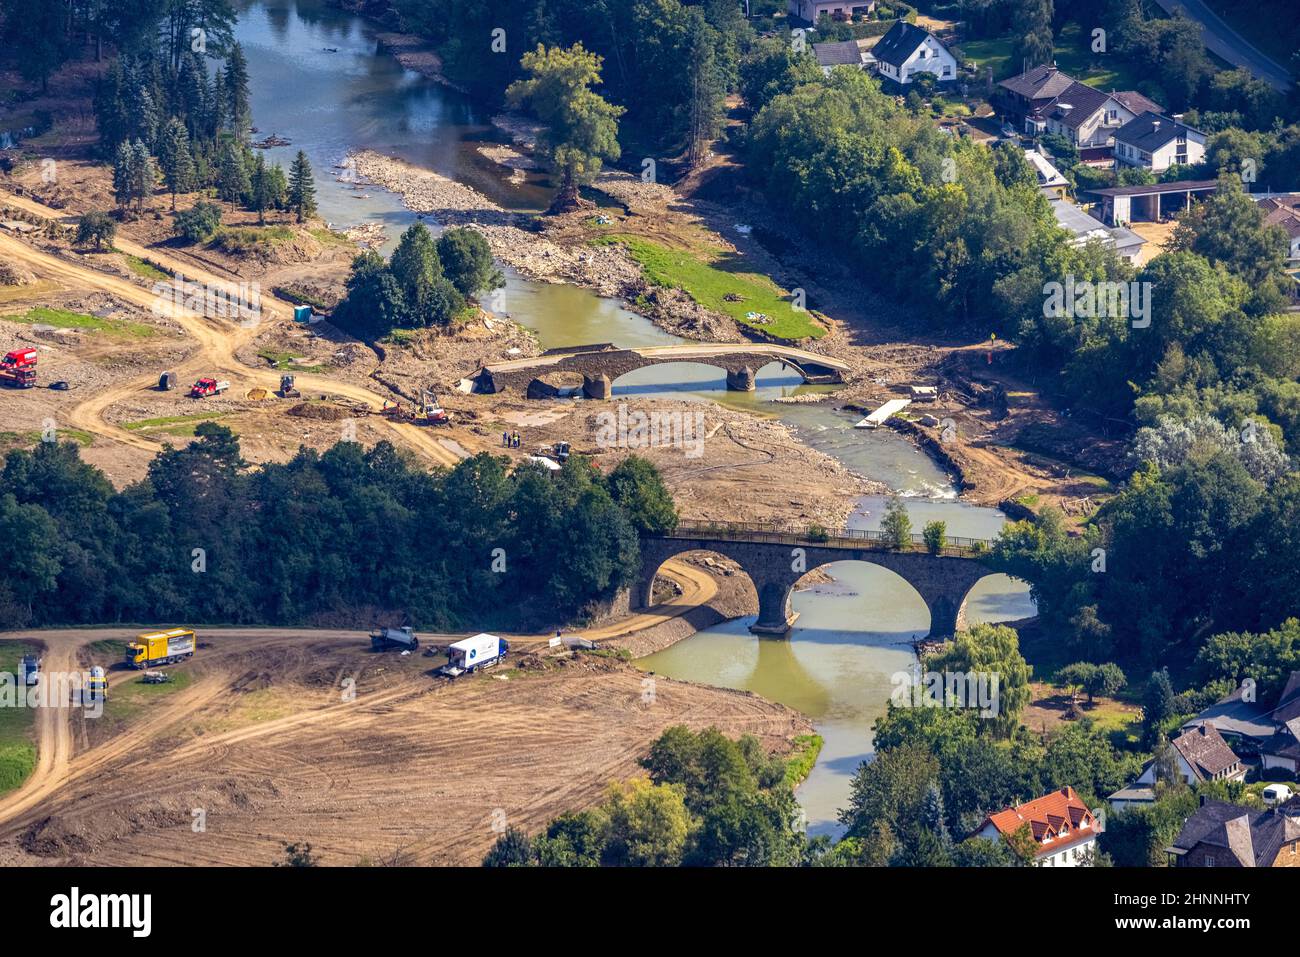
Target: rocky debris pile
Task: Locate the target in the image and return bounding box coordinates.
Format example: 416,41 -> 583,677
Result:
0,261 -> 36,285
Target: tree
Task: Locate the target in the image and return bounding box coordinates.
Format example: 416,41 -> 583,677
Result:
112,141 -> 134,210
76,212 -> 117,252
158,118 -> 195,210
482,827 -> 533,867
881,493 -> 912,549
923,520 -> 946,554
927,624 -> 1034,737
174,201 -> 223,243
389,223 -> 443,314
287,151 -> 317,222
0,0 -> 67,92
1142,668 -> 1177,747
216,141 -> 250,207
605,457 -> 678,534
595,778 -> 691,867
221,41 -> 251,138
276,841 -> 319,866
249,152 -> 274,224
436,227 -> 504,299
506,44 -> 624,212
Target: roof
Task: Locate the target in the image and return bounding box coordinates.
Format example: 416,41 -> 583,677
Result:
998,64 -> 1075,101
1051,198 -> 1111,241
1114,111 -> 1204,151
1170,799 -> 1300,866
1089,179 -> 1220,198
980,786 -> 1097,857
813,40 -> 865,68
1045,81 -> 1114,129
872,21 -> 942,68
1024,149 -> 1068,189
1111,90 -> 1164,116
1182,683 -> 1277,740
1169,725 -> 1241,782
1271,669 -> 1300,724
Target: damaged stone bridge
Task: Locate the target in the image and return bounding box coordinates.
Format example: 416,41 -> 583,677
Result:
475,342 -> 849,399
637,520 -> 1013,638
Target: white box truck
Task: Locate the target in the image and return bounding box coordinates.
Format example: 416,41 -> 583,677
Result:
438,633 -> 509,678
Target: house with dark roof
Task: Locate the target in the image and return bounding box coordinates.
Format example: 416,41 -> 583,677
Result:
1261,671 -> 1300,776
996,66 -> 1163,149
974,786 -> 1099,866
871,21 -> 957,88
812,40 -> 873,75
1256,193 -> 1300,265
1114,111 -> 1206,172
788,0 -> 876,25
1167,797 -> 1300,867
1109,725 -> 1245,811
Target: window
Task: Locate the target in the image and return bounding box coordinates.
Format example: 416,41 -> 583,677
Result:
1204,855 -> 1216,867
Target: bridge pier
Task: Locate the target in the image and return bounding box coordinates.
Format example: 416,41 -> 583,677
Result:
925,595 -> 960,640
583,372 -> 612,400
749,580 -> 799,636
725,366 -> 756,391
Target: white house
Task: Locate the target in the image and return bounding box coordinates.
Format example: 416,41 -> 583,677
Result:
997,66 -> 1162,149
1113,111 -> 1206,172
788,0 -> 875,23
871,21 -> 957,87
974,787 -> 1099,866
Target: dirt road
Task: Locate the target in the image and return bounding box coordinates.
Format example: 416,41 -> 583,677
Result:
0,558 -> 775,866
0,189 -> 462,468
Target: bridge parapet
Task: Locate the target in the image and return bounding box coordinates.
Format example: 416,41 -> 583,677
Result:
660,519 -> 995,558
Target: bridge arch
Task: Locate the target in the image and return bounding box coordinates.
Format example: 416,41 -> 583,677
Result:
610,359 -> 808,398
951,571 -> 1037,633
636,528 -> 1006,639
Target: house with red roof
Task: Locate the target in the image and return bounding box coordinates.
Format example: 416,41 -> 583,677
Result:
973,786 -> 1100,866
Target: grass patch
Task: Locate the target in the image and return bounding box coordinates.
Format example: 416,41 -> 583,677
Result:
784,734 -> 824,788
124,412 -> 228,432
598,234 -> 825,341
0,641 -> 41,794
0,428 -> 95,449
209,226 -> 295,255
308,228 -> 353,247
2,306 -> 154,339
97,669 -> 194,731
956,23 -> 1147,88
257,349 -> 327,373
124,255 -> 169,282
273,284 -> 333,313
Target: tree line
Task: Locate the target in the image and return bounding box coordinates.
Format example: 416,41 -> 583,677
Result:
0,429 -> 677,631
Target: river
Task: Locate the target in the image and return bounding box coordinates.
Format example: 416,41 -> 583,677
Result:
233,0 -> 1034,838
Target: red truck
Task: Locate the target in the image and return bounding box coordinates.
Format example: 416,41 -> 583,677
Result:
0,348 -> 37,388
189,377 -> 230,398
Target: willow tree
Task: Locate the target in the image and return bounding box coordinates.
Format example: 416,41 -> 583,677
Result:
506,43 -> 623,213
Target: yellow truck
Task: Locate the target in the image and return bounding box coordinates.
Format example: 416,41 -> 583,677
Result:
125,628 -> 196,669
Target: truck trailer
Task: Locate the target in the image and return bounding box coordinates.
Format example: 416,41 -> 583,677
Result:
370,626 -> 419,652
437,633 -> 509,678
125,628 -> 196,669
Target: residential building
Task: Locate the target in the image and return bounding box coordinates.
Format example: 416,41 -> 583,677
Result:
1108,725 -> 1246,810
871,21 -> 958,87
996,65 -> 1162,148
1167,797 -> 1300,867
1256,193 -> 1300,264
974,786 -> 1099,866
1113,111 -> 1206,172
1048,197 -> 1146,262
788,0 -> 875,23
1261,671 -> 1300,776
812,40 -> 873,76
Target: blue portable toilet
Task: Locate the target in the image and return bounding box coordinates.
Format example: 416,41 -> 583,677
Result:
293,305 -> 312,323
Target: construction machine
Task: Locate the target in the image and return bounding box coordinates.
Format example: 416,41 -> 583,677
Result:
279,374 -> 301,398
1,348 -> 37,388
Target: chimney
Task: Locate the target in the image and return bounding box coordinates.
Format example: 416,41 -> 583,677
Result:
1152,120 -> 1161,131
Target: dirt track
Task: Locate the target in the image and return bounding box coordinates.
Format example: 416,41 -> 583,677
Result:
0,559 -> 805,867
0,188 -> 462,469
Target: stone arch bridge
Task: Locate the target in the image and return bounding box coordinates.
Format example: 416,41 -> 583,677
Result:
637,521 -> 1011,637
476,343 -> 849,399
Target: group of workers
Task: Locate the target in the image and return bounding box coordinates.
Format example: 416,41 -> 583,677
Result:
502,431 -> 522,448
